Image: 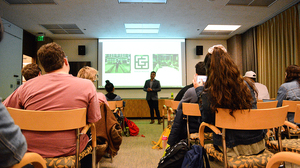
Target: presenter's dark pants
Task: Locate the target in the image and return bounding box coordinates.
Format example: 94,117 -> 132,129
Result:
147,99 -> 161,120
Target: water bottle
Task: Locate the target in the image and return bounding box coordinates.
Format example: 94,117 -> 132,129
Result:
126,127 -> 130,137
162,135 -> 168,149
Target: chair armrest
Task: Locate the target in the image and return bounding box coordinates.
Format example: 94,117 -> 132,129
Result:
266,152 -> 300,168
80,123 -> 97,148
11,152 -> 47,168
114,108 -> 120,116
81,124 -> 91,134
199,122 -> 221,146
284,121 -> 299,130
168,107 -> 175,114
89,123 -> 97,148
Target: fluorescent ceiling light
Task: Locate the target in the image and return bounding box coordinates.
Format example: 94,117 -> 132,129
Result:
204,25 -> 241,31
125,24 -> 160,29
126,29 -> 159,33
125,24 -> 160,34
119,0 -> 167,3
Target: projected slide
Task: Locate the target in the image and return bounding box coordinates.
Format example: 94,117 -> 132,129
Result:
105,54 -> 131,73
98,39 -> 185,88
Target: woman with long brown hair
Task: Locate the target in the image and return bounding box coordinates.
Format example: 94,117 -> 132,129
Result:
193,45 -> 265,157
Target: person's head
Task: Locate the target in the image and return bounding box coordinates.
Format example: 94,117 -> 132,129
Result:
203,44 -> 253,115
244,71 -> 256,82
77,66 -> 98,82
105,80 -> 114,93
285,65 -> 300,83
195,62 -> 206,75
37,42 -> 67,73
0,17 -> 3,42
21,63 -> 41,81
150,71 -> 156,80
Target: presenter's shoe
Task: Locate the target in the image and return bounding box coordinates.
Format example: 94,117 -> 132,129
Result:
158,119 -> 162,125
150,120 -> 154,124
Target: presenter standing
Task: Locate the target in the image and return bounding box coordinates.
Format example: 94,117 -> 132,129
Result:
143,71 -> 162,124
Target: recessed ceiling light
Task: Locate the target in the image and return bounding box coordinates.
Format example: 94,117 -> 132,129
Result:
125,24 -> 160,34
118,0 -> 167,3
204,25 -> 241,31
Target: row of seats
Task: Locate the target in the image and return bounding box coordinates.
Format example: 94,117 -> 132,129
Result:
163,99 -> 300,167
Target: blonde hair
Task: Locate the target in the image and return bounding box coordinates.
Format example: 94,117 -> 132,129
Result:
77,66 -> 98,81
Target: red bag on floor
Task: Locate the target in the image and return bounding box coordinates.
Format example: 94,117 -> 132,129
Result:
124,117 -> 139,136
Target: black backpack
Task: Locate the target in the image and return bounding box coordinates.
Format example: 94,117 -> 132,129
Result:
181,144 -> 210,168
157,139 -> 189,168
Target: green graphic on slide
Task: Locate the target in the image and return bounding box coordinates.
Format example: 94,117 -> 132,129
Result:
134,55 -> 149,69
153,54 -> 179,72
105,54 -> 131,73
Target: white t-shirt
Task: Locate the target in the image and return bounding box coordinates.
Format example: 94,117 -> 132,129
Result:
255,82 -> 270,100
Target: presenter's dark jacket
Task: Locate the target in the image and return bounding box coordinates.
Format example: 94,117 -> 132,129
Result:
143,79 -> 161,100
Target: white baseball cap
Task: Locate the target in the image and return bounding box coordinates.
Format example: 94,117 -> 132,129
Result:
244,71 -> 256,78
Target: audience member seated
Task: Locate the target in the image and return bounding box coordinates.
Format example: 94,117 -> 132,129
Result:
174,62 -> 206,101
276,64 -> 300,124
0,16 -> 27,168
3,42 -> 101,168
21,63 -> 41,81
167,61 -> 206,149
77,66 -> 108,105
194,45 -> 264,157
244,70 -> 270,100
105,80 -> 125,117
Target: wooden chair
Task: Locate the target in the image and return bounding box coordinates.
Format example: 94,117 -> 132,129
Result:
257,100 -> 278,109
268,104 -> 300,154
199,106 -> 289,168
10,152 -> 47,168
257,100 -> 279,140
182,102 -> 212,147
108,100 -> 125,132
7,107 -> 97,168
266,152 -> 300,168
162,99 -> 179,130
282,100 -> 300,139
107,100 -> 124,116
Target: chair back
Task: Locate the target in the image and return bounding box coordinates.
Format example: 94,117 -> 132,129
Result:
295,104 -> 300,123
215,106 -> 289,130
170,100 -> 180,111
164,99 -> 172,107
282,100 -> 300,112
266,152 -> 300,168
182,103 -> 201,116
7,107 -> 86,131
257,100 -> 278,109
108,100 -> 123,110
6,107 -> 95,168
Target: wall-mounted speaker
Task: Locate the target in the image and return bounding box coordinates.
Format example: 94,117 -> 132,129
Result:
196,46 -> 203,55
78,45 -> 86,55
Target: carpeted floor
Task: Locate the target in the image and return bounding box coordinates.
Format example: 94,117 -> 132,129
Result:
98,119 -> 165,168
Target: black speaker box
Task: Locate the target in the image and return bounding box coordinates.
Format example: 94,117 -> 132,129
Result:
196,46 -> 203,55
78,45 -> 86,55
